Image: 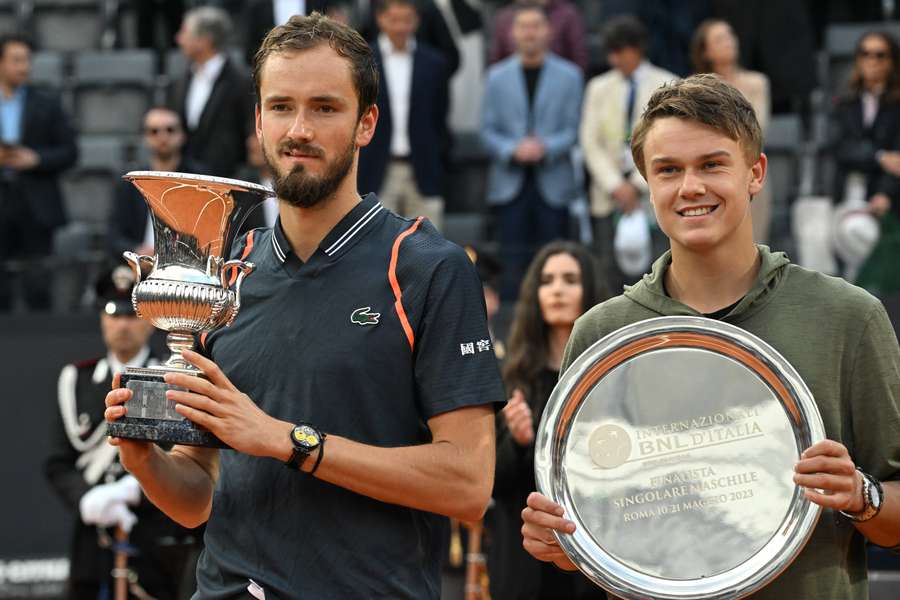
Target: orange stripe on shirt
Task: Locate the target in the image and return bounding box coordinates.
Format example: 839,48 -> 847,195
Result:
389,217 -> 424,352
228,230 -> 256,286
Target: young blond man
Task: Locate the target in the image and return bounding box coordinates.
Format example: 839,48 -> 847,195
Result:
522,74 -> 900,598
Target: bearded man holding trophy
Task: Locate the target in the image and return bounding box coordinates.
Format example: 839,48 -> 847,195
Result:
104,12 -> 503,600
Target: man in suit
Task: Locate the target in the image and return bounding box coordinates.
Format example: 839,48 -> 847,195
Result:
480,2 -> 583,299
0,33 -> 77,311
174,6 -> 253,179
358,0 -> 460,76
358,0 -> 450,229
241,0 -> 348,65
580,15 -> 676,293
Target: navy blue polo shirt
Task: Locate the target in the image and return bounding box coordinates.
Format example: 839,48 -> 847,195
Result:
195,193 -> 504,599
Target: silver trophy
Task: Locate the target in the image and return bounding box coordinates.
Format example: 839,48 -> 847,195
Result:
535,316 -> 826,599
107,171 -> 274,447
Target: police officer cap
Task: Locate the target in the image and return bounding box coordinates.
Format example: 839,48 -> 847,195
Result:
95,261 -> 137,317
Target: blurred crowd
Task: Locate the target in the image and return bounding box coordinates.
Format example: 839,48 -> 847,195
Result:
2,0 -> 900,313
5,1 -> 900,598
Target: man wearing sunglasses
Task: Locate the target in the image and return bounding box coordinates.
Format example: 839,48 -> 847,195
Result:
107,107 -> 264,259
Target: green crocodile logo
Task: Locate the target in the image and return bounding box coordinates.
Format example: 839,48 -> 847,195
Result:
351,306 -> 380,326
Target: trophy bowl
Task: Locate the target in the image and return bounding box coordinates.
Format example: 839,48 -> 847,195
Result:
535,316 -> 825,599
107,171 -> 274,447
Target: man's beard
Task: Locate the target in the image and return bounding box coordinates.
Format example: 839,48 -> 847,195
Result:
262,135 -> 356,209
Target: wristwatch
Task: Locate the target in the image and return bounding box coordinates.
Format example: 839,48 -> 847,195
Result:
840,469 -> 884,522
284,423 -> 326,472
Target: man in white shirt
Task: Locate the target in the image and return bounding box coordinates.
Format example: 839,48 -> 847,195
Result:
357,0 -> 450,230
174,6 -> 253,178
580,15 -> 676,292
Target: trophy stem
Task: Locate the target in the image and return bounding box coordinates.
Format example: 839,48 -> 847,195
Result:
165,331 -> 198,370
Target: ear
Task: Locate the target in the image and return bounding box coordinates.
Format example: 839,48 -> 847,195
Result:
748,152 -> 767,197
255,103 -> 262,140
355,104 -> 379,148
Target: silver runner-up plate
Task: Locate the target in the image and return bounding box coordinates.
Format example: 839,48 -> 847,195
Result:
534,316 -> 826,600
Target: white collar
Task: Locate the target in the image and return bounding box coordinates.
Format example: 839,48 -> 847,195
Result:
378,33 -> 416,57
192,52 -> 227,80
103,346 -> 152,381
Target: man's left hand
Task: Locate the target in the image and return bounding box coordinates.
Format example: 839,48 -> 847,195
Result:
5,146 -> 39,170
793,439 -> 864,513
166,349 -> 291,458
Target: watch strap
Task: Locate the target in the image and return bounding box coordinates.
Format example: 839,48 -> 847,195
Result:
841,469 -> 883,522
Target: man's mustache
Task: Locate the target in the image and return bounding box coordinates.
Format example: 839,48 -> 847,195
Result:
278,141 -> 325,158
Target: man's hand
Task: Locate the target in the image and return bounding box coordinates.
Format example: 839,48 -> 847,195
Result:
878,150 -> 900,176
611,181 -> 641,213
793,439 -> 865,513
501,389 -> 534,447
869,193 -> 892,217
105,373 -> 157,473
513,136 -> 545,164
3,145 -> 39,170
521,491 -> 578,571
165,349 -> 292,459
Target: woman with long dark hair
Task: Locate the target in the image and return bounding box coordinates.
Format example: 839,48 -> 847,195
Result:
488,241 -> 606,600
830,30 -> 900,218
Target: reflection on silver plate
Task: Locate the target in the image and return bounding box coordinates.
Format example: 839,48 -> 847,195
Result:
534,316 -> 825,600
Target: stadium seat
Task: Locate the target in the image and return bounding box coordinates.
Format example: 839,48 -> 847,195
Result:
765,113 -> 804,252
32,0 -> 103,52
29,50 -> 66,89
78,135 -> 127,173
442,213 -> 486,246
0,5 -> 19,35
72,50 -> 155,135
61,168 -> 117,227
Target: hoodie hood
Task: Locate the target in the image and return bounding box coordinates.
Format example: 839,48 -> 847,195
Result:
622,245 -> 791,321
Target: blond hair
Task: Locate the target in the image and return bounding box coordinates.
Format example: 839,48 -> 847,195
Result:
630,74 -> 762,177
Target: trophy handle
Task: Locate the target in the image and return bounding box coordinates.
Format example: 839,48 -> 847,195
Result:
123,251 -> 156,282
221,260 -> 255,307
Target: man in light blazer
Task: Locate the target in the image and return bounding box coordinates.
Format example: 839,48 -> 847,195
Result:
481,2 -> 583,299
581,15 -> 676,292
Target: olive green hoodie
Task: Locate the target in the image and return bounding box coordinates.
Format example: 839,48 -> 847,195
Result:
561,246 -> 900,599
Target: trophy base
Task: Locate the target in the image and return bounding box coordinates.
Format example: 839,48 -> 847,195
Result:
107,367 -> 229,449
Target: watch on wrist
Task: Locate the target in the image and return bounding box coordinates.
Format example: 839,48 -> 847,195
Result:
840,469 -> 884,522
284,423 -> 325,472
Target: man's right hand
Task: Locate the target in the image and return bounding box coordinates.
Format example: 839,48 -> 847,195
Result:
878,150 -> 900,176
521,491 -> 578,571
105,373 -> 155,472
611,181 -> 641,213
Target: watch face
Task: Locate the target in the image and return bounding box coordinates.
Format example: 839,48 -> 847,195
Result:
292,425 -> 320,449
870,476 -> 883,509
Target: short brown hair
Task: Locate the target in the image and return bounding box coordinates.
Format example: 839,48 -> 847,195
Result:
630,74 -> 762,177
252,12 -> 378,118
